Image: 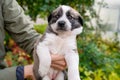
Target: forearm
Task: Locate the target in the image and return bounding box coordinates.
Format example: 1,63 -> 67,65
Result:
0,65 -> 35,80
3,0 -> 41,54
0,67 -> 17,80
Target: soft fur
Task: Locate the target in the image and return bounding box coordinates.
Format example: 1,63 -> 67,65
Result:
33,5 -> 83,80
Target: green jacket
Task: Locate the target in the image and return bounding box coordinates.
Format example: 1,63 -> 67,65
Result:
0,0 -> 40,79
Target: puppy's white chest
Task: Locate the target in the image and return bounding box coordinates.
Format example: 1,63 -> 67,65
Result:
49,37 -> 65,55
44,33 -> 77,55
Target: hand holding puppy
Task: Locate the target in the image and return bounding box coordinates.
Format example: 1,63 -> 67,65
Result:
24,54 -> 66,80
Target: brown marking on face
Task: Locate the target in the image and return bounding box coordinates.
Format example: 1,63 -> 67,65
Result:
48,6 -> 63,24
69,8 -> 82,18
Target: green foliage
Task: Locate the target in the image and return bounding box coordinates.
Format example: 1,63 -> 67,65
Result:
109,72 -> 120,80
17,0 -> 95,22
34,24 -> 47,34
80,67 -> 120,80
77,30 -> 120,80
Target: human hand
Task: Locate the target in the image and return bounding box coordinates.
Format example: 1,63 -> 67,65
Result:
24,64 -> 35,80
24,55 -> 66,80
51,54 -> 67,71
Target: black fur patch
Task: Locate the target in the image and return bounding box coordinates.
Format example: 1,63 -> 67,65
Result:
48,8 -> 63,24
66,11 -> 83,30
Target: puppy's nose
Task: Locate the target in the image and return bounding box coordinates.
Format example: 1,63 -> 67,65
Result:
58,21 -> 66,27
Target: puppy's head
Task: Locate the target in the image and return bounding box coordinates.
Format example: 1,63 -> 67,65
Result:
48,5 -> 83,35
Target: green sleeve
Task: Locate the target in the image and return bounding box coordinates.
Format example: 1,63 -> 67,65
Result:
0,67 -> 17,80
3,0 -> 41,54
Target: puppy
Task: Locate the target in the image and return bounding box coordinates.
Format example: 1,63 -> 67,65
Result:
33,5 -> 83,80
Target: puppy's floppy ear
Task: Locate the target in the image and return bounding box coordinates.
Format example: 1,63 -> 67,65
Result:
78,16 -> 83,26
48,13 -> 52,22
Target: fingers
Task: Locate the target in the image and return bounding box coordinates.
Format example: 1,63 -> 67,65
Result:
50,54 -> 67,71
52,60 -> 66,67
51,62 -> 66,71
51,54 -> 64,61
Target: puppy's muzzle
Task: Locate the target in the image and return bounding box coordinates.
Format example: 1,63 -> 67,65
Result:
57,21 -> 67,31
58,21 -> 66,27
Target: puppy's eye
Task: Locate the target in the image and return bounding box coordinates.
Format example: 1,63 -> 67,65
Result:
54,15 -> 60,19
68,15 -> 74,20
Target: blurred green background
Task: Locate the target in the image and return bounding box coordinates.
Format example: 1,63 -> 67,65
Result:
4,0 -> 120,80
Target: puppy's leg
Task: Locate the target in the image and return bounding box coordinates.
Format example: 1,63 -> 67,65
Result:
33,52 -> 42,80
65,51 -> 80,80
43,75 -> 51,80
55,72 -> 64,80
36,43 -> 51,77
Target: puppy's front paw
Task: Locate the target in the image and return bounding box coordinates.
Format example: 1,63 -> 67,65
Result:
38,66 -> 49,77
69,77 -> 80,80
68,75 -> 81,80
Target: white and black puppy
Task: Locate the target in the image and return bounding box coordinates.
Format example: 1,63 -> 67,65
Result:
33,5 -> 83,80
